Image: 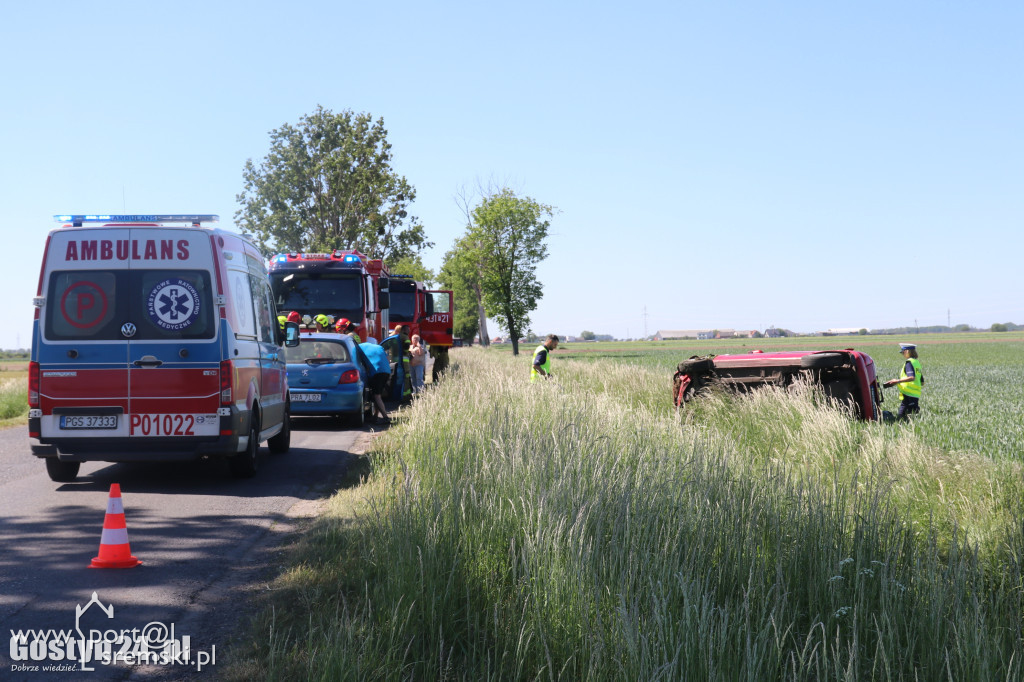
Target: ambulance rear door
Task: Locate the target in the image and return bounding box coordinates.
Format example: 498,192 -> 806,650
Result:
38,228 -> 132,440
126,229 -> 221,440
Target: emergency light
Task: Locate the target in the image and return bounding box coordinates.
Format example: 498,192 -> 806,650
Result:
54,214 -> 220,225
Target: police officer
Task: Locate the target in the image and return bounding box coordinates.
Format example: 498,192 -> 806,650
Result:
884,343 -> 924,419
531,334 -> 559,382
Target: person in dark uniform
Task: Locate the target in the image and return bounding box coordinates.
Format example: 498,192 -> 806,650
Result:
884,343 -> 924,419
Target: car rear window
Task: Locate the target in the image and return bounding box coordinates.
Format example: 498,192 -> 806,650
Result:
283,338 -> 351,364
45,270 -> 215,340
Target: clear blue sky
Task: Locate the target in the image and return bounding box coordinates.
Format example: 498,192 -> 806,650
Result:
2,1 -> 1021,348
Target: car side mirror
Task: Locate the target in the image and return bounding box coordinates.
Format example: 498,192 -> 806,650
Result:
284,322 -> 300,347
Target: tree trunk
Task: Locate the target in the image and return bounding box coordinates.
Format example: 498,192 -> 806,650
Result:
473,283 -> 490,347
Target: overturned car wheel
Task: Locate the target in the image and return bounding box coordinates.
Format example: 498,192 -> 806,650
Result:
677,357 -> 714,374
800,352 -> 845,370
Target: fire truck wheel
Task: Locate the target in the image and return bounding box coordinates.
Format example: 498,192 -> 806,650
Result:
677,358 -> 714,374
45,458 -> 80,482
230,415 -> 261,478
800,353 -> 845,370
269,412 -> 291,455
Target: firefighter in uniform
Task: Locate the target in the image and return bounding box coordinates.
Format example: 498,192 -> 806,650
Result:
884,343 -> 924,419
395,325 -> 413,402
429,344 -> 450,383
530,334 -> 559,382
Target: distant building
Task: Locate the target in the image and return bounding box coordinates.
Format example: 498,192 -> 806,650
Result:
822,327 -> 863,336
654,330 -> 707,340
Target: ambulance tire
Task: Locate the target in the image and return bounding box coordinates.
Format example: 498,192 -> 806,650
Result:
230,415 -> 261,478
46,458 -> 80,482
269,411 -> 291,455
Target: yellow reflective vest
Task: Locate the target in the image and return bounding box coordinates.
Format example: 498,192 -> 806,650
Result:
531,344 -> 551,382
898,357 -> 923,399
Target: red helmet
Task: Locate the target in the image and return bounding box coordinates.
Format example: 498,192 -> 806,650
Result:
335,319 -> 350,333
286,311 -> 301,323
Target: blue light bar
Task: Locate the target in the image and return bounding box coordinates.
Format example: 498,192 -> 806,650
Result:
343,254 -> 360,263
54,214 -> 220,224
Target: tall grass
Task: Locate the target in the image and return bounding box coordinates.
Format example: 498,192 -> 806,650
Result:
0,378 -> 28,420
236,349 -> 1024,681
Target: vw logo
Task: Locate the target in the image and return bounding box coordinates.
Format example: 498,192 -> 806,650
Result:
121,323 -> 137,338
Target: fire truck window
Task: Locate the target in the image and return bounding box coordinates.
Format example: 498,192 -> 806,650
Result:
431,292 -> 451,314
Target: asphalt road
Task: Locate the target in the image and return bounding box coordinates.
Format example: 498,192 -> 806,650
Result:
0,418 -> 375,680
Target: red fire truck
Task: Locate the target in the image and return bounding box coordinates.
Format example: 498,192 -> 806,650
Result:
387,274 -> 454,347
268,250 -> 390,342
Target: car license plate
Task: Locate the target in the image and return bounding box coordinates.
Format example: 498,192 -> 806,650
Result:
60,415 -> 118,429
291,393 -> 322,402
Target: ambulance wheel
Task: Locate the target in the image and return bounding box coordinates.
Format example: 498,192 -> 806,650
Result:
230,417 -> 261,478
46,458 -> 80,482
269,413 -> 291,455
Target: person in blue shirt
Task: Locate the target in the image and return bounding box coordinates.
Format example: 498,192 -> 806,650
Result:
356,342 -> 393,424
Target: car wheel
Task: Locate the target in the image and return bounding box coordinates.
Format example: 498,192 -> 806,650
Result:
677,357 -> 714,374
230,415 -> 260,478
800,353 -> 845,370
268,410 -> 291,455
46,458 -> 80,482
349,403 -> 366,428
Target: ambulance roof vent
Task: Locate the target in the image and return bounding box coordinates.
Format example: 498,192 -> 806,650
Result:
54,214 -> 220,227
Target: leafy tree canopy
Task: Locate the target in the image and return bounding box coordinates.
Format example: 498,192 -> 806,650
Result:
388,254 -> 435,288
439,235 -> 483,344
580,330 -> 595,340
235,106 -> 431,261
469,188 -> 553,356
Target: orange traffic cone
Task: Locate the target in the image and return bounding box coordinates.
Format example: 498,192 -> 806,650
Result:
89,483 -> 142,569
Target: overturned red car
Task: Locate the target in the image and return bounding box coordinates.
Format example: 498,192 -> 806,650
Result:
672,349 -> 883,421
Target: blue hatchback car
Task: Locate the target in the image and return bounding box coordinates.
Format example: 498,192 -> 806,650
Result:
284,333 -> 367,426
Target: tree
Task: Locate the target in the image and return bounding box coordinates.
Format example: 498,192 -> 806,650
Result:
954,324 -> 972,332
858,328 -> 868,335
235,106 -> 431,261
469,189 -> 553,356
387,254 -> 435,287
580,330 -> 595,340
991,323 -> 1009,332
439,237 -> 484,344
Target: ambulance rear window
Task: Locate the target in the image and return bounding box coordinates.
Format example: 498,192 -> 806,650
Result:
45,270 -> 215,341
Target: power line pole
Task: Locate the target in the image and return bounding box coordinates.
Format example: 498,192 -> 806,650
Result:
642,306 -> 649,339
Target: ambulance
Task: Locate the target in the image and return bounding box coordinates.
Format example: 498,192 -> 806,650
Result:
29,214 -> 299,482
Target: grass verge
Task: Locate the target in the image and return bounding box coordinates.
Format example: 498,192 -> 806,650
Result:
228,349 -> 1024,681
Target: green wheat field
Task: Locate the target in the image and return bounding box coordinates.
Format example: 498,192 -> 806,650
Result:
230,334 -> 1024,681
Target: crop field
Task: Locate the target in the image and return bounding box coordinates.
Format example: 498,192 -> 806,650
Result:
554,333 -> 1024,463
236,336 -> 1024,681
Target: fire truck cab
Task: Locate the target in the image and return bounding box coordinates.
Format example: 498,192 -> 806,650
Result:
387,275 -> 454,348
268,250 -> 390,343
30,214 -> 299,482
